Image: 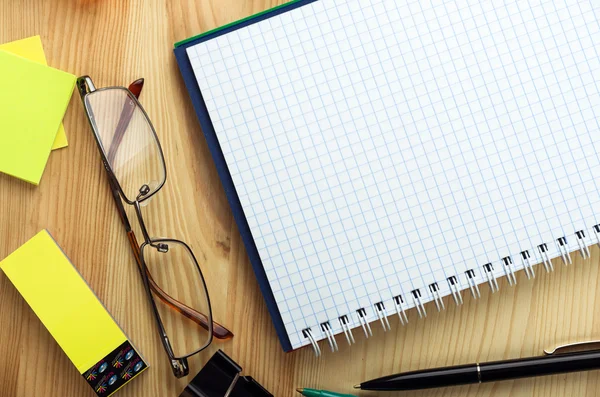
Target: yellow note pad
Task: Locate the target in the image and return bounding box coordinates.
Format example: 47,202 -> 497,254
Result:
0,50 -> 75,185
0,36 -> 68,150
0,231 -> 148,396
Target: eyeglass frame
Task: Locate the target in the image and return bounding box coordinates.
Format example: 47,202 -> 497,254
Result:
76,75 -> 228,377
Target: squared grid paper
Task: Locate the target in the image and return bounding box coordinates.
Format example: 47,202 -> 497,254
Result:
188,0 -> 600,350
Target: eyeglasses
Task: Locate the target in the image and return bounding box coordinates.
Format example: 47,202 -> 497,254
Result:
77,76 -> 233,378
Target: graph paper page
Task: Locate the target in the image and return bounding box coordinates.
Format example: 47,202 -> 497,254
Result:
187,0 -> 600,349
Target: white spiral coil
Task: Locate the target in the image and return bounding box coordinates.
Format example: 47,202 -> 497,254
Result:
302,225 -> 599,357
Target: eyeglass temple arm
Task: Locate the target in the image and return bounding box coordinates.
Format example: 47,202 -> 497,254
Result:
105,79 -> 145,165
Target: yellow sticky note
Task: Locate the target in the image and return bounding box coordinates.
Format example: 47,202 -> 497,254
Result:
0,50 -> 75,185
0,231 -> 148,396
0,36 -> 68,150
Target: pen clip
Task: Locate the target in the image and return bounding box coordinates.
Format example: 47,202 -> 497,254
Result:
544,340 -> 600,355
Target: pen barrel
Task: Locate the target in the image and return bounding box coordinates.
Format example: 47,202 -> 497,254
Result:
300,389 -> 355,397
360,364 -> 479,390
480,350 -> 600,383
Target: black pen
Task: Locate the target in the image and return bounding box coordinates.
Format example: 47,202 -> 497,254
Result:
354,341 -> 600,391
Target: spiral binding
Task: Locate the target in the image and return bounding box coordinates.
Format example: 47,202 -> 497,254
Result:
301,226 -> 599,356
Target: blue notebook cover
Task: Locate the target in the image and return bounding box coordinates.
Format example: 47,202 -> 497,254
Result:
174,0 -> 318,353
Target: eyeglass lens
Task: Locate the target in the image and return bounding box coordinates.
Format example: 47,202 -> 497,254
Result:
143,240 -> 213,357
84,87 -> 165,202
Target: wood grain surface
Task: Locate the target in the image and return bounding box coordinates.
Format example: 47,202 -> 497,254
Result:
2,0 -> 600,396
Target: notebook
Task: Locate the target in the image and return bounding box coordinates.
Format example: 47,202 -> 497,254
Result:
174,0 -> 600,354
0,36 -> 69,150
0,50 -> 75,185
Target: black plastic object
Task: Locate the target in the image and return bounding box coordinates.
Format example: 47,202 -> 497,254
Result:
358,349 -> 600,391
179,350 -> 273,397
358,364 -> 479,390
480,349 -> 600,382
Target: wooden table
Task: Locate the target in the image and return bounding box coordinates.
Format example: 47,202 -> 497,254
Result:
2,1 -> 600,396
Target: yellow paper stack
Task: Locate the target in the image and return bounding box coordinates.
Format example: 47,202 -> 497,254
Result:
0,230 -> 149,396
0,36 -> 76,185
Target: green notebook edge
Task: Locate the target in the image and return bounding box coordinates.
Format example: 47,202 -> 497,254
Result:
174,0 -> 303,48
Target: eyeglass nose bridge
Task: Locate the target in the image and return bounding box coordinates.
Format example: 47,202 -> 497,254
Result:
133,199 -> 152,245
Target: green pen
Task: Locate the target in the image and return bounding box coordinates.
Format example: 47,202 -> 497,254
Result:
296,388 -> 356,397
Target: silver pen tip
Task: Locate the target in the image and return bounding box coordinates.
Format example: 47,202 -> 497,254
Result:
353,384 -> 361,389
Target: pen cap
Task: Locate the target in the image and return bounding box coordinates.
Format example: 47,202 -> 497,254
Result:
179,350 -> 272,397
